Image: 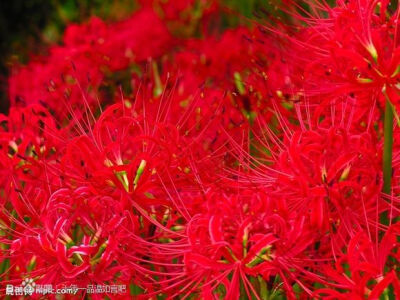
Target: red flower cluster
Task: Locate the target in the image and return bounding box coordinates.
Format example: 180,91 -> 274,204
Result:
1,0 -> 400,299
8,8 -> 173,118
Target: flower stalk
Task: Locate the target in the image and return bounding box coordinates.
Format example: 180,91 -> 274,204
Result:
382,93 -> 393,195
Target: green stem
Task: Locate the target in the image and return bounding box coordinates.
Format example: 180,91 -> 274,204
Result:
382,98 -> 393,195
0,210 -> 17,281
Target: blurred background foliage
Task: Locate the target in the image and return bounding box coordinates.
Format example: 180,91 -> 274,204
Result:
0,0 -> 268,114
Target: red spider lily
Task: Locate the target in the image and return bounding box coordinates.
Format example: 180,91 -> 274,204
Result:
8,7 -> 174,119
165,24 -> 294,122
0,76 -> 245,296
1,186 -> 138,299
266,0 -> 400,110
2,0 -> 400,298
276,125 -> 382,229
0,105 -> 64,221
141,189 -> 325,299
314,224 -> 400,299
